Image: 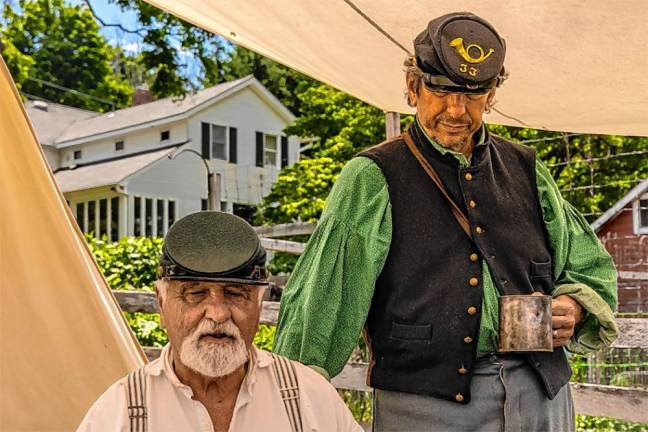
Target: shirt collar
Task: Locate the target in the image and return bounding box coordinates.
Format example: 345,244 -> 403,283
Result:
414,116 -> 487,167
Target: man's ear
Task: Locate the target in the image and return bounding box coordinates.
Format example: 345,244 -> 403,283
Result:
406,74 -> 419,108
155,281 -> 166,329
486,88 -> 497,106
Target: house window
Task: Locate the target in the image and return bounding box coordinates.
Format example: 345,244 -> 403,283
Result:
145,198 -> 153,236
156,199 -> 165,237
160,130 -> 170,141
233,203 -> 256,224
110,197 -> 119,240
87,201 -> 96,235
134,197 -> 142,236
168,200 -> 176,229
73,150 -> 82,160
76,202 -> 85,232
115,141 -> 124,151
201,199 -> 208,211
99,199 -> 108,237
264,134 -> 278,167
211,125 -> 227,160
636,197 -> 648,234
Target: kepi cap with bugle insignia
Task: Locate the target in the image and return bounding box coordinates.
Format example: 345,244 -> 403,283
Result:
414,12 -> 506,92
159,211 -> 267,285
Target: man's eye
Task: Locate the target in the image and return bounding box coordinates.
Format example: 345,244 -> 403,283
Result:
185,290 -> 208,302
225,289 -> 244,298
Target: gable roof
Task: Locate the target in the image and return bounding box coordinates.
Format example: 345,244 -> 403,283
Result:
25,100 -> 99,146
53,76 -> 294,147
54,145 -> 180,193
591,179 -> 648,232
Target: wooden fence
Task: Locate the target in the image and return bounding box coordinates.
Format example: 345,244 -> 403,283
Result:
114,290 -> 648,424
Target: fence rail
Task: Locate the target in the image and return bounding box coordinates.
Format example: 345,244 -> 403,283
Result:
114,290 -> 648,423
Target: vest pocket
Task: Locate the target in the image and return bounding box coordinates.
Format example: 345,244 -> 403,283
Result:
530,259 -> 553,294
390,321 -> 432,342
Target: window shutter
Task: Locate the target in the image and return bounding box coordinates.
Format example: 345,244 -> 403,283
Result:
201,122 -> 210,159
255,132 -> 264,167
281,136 -> 289,168
229,127 -> 237,164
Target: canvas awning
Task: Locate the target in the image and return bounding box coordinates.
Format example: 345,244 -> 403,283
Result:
144,0 -> 648,136
0,57 -> 145,430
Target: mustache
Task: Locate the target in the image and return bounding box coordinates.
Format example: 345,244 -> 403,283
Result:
191,319 -> 241,341
436,117 -> 472,127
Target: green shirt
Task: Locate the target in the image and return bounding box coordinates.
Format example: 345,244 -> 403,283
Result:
274,125 -> 619,380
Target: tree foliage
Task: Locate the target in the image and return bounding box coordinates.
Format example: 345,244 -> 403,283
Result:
255,84 -> 386,225
489,125 -> 648,217
1,0 -> 132,111
221,46 -> 314,115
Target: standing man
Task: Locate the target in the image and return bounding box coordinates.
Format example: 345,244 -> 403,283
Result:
274,12 -> 618,431
78,211 -> 362,432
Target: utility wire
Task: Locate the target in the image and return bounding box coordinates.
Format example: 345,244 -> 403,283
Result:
26,76 -> 115,111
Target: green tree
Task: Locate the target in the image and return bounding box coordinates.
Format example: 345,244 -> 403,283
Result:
489,125 -> 648,218
1,0 -> 132,111
92,0 -> 231,98
255,84 -> 386,225
221,46 -> 314,115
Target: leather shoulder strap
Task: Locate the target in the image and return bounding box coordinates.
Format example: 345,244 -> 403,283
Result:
270,353 -> 303,432
126,366 -> 148,432
402,130 -> 473,240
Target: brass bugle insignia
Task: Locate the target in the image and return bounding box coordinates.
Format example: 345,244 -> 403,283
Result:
449,37 -> 494,64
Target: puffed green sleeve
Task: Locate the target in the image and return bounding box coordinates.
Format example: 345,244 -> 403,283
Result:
536,159 -> 619,354
273,156 -> 392,378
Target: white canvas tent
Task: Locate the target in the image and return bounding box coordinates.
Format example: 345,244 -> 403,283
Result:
0,57 -> 145,430
145,0 -> 648,136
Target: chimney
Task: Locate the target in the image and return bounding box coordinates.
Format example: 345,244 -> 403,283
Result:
132,85 -> 153,106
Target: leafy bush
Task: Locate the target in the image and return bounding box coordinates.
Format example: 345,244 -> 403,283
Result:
86,234 -> 162,291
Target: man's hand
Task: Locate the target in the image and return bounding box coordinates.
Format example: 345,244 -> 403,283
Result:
552,295 -> 585,347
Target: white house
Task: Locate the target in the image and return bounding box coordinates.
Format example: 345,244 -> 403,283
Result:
27,76 -> 300,240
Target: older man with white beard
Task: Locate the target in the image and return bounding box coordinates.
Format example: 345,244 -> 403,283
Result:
78,211 -> 362,432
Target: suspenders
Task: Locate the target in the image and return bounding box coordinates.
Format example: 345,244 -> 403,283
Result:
126,367 -> 148,432
270,353 -> 304,432
125,353 -> 302,432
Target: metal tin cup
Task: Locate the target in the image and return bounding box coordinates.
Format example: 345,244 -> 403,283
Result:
498,294 -> 553,352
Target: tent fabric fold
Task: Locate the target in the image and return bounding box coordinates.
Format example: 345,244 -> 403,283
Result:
0,56 -> 145,431
144,0 -> 648,136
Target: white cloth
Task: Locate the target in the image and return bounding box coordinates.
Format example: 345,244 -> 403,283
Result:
77,345 -> 362,431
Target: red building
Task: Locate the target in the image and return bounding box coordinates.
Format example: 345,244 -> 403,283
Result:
592,179 -> 648,313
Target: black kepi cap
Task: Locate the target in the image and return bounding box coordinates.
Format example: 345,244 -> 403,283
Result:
414,12 -> 506,92
159,211 -> 267,285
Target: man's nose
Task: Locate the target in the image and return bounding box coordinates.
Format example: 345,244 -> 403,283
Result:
203,293 -> 231,322
445,94 -> 467,118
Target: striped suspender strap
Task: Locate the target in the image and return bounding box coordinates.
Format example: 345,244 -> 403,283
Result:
270,353 -> 303,432
126,366 -> 148,432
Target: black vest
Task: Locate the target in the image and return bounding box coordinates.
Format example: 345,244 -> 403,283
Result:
358,122 -> 571,404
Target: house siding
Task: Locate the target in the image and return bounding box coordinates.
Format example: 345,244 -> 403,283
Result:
598,205 -> 648,313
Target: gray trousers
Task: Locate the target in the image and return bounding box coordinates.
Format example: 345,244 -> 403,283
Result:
373,355 -> 574,432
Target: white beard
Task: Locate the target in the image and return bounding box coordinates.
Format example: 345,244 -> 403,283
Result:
179,318 -> 248,378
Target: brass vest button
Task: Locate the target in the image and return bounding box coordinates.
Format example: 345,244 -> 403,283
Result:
463,336 -> 473,344
467,306 -> 478,315
469,277 -> 479,286
464,173 -> 473,181
470,253 -> 479,262
458,367 -> 468,375
469,200 -> 477,208
475,226 -> 484,234
455,393 -> 465,402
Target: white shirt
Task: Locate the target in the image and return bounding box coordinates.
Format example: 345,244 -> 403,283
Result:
77,345 -> 362,432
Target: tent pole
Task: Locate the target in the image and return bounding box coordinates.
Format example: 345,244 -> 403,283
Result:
385,111 -> 400,138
